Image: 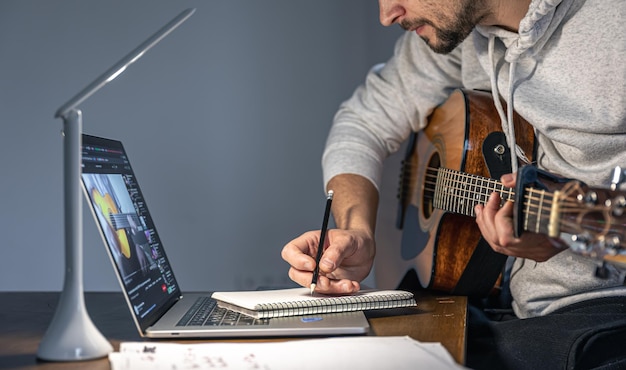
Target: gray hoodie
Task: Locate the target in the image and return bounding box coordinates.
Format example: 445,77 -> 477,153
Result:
323,0 -> 626,318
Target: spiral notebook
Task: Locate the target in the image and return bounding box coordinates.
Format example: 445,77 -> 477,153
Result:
212,288 -> 417,319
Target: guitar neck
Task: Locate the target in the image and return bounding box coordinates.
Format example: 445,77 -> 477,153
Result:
109,213 -> 141,230
432,167 -> 514,217
431,166 -> 626,269
431,167 -> 591,237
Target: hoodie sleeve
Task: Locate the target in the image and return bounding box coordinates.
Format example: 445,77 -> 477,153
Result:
321,31 -> 466,191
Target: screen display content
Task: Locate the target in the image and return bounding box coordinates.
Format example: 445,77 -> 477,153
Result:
81,135 -> 180,322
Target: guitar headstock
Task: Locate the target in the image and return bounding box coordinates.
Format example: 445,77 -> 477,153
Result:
559,180 -> 626,271
515,166 -> 626,272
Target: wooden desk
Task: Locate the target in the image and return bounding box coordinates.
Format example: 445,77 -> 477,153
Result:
0,291 -> 466,369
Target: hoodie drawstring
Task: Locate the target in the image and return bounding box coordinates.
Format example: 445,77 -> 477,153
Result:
487,35 -> 530,174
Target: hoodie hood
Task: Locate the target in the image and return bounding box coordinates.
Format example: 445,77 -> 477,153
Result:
510,0 -> 573,61
475,0 -> 576,172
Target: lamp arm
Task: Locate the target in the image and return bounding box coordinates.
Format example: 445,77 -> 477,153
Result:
55,8 -> 195,119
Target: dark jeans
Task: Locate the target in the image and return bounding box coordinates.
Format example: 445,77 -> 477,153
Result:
466,296 -> 626,370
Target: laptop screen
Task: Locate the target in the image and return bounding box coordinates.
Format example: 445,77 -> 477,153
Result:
81,134 -> 181,331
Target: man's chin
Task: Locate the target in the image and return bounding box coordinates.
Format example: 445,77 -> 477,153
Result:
416,35 -> 449,54
425,37 -> 461,54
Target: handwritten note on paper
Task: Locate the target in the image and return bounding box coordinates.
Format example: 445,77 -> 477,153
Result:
109,336 -> 466,370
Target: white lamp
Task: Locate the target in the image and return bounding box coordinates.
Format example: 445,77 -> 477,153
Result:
37,8 -> 195,361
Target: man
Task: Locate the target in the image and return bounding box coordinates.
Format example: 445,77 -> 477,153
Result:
282,0 -> 626,368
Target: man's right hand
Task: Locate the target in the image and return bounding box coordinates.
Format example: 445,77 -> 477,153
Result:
281,173 -> 380,294
280,228 -> 376,294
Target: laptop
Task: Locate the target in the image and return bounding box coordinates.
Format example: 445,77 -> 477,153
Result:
80,134 -> 369,338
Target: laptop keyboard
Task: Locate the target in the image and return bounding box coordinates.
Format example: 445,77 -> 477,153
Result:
176,296 -> 269,327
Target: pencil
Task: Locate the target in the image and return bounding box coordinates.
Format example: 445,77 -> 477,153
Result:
310,190 -> 334,295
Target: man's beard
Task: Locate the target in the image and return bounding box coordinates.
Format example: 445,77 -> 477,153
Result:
401,3 -> 485,54
427,25 -> 473,54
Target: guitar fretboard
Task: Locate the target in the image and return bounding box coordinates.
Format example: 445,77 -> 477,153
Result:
432,168 -> 514,217
109,213 -> 141,230
430,167 -> 600,239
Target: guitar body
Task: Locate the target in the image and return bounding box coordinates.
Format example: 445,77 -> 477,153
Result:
386,90 -> 534,294
91,188 -> 132,259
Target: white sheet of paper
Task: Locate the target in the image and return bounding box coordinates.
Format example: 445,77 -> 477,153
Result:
109,336 -> 466,370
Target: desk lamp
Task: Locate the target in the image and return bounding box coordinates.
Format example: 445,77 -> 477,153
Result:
37,8 -> 195,361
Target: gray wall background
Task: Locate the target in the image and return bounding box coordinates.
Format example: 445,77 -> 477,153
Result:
0,0 -> 405,292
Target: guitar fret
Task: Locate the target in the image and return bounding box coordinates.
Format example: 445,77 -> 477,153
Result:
467,176 -> 473,216
440,170 -> 446,210
462,173 -> 471,215
477,177 -> 484,207
451,171 -> 458,213
500,182 -> 509,202
448,170 -> 456,213
435,169 -> 443,210
450,171 -> 457,212
434,169 -> 443,210
485,179 -> 491,204
441,169 -> 448,211
456,172 -> 463,214
477,177 -> 485,211
457,172 -> 465,214
446,169 -> 452,211
433,169 -> 450,214
471,173 -> 482,216
468,176 -> 475,215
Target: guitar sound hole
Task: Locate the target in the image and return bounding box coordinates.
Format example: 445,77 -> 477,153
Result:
422,154 -> 440,218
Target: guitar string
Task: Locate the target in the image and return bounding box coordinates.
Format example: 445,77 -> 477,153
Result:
522,188 -> 623,233
425,167 -> 614,212
441,186 -> 617,231
522,202 -> 623,233
410,167 -> 623,251
417,166 -> 621,230
423,166 -> 593,210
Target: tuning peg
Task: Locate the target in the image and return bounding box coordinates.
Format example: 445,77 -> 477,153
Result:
610,195 -> 626,217
581,191 -> 598,206
591,236 -> 623,267
603,235 -> 622,253
570,233 -> 592,254
610,166 -> 626,191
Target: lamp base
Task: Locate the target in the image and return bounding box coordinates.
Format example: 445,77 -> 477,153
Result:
37,290 -> 113,361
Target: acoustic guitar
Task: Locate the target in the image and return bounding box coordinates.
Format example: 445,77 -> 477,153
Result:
379,89 -> 626,296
